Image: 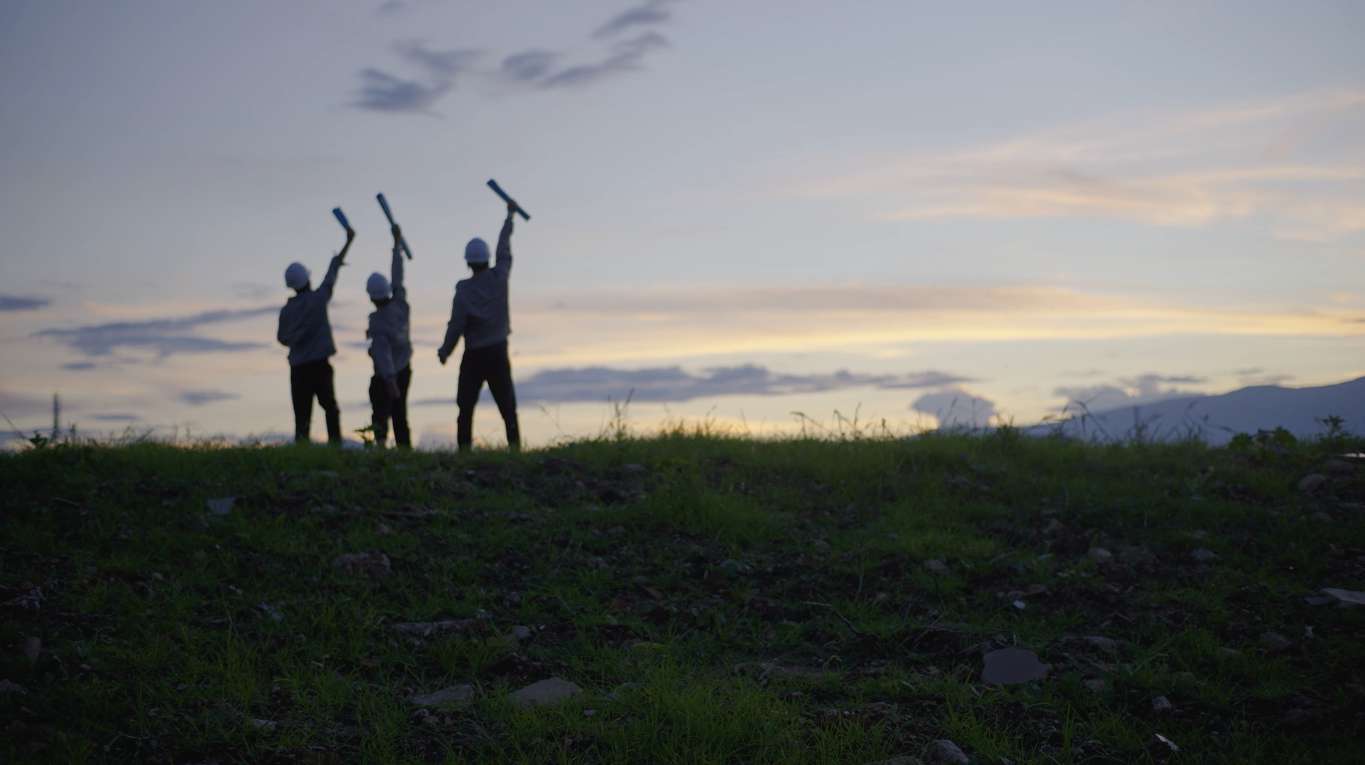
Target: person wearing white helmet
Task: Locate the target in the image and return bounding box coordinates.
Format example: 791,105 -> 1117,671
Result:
437,202 -> 520,451
365,224 -> 413,449
277,225 -> 353,444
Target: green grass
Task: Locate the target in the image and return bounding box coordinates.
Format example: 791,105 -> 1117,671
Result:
2,430 -> 1364,763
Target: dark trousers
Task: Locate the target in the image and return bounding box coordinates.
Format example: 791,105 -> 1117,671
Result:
368,365 -> 412,449
290,360 -> 341,444
456,341 -> 520,451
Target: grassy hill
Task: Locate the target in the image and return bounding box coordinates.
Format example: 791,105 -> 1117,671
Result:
3,431 -> 1364,763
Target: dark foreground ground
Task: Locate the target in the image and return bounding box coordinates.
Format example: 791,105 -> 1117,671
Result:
2,431 -> 1364,763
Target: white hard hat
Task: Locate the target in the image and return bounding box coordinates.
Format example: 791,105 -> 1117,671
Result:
464,237 -> 490,264
284,262 -> 310,289
366,272 -> 392,301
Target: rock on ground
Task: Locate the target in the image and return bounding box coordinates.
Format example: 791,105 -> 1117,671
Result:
982,647 -> 1049,685
509,677 -> 583,708
1152,695 -> 1173,713
390,618 -> 483,638
1322,587 -> 1365,606
1190,548 -> 1218,563
1087,547 -> 1113,564
1260,631 -> 1292,652
410,684 -> 476,707
332,551 -> 391,578
923,559 -> 950,575
927,738 -> 970,764
205,497 -> 236,516
1297,474 -> 1328,494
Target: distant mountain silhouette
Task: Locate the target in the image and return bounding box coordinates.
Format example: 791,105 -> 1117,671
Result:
1029,377 -> 1365,445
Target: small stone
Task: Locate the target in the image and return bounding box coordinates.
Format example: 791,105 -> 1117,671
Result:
1081,635 -> 1119,654
1084,678 -> 1107,693
813,539 -> 831,553
927,738 -> 970,765
1321,587 -> 1365,606
23,636 -> 41,663
923,559 -> 950,575
583,708 -> 597,717
1042,518 -> 1065,535
1323,459 -> 1355,476
376,522 -> 394,536
1011,599 -> 1026,611
1087,547 -> 1113,564
981,647 -> 1050,685
1297,474 -> 1328,494
1151,695 -> 1173,713
410,684 -> 476,707
332,551 -> 391,578
1190,548 -> 1218,563
205,497 -> 236,516
1259,631 -> 1292,652
390,618 -> 483,638
510,625 -> 533,641
509,677 -> 583,708
257,603 -> 283,623
250,718 -> 278,732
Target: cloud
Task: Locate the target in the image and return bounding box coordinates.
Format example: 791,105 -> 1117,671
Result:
594,0 -> 676,39
501,50 -> 561,83
801,88 -> 1365,241
376,0 -> 407,15
351,41 -> 479,115
0,294 -> 51,312
539,33 -> 671,89
179,390 -> 239,407
1055,373 -> 1206,412
90,413 -> 141,423
911,388 -> 998,428
352,68 -> 452,114
35,305 -> 273,358
60,362 -> 98,371
415,364 -> 975,405
0,391 -> 50,419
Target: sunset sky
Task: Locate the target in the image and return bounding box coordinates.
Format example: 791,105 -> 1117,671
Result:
2,0 -> 1364,447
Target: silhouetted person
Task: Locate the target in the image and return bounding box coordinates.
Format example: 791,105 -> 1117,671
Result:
278,227 -> 352,444
365,225 -> 413,449
438,202 -> 520,451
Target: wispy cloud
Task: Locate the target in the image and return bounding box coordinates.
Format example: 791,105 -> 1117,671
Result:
501,50 -> 561,82
800,88 -> 1365,241
351,42 -> 479,115
90,413 -> 141,423
0,294 -> 51,312
594,0 -> 676,39
1055,373 -> 1207,411
179,390 -> 239,407
35,306 -> 274,358
415,364 -> 973,406
355,0 -> 678,110
540,32 -> 671,90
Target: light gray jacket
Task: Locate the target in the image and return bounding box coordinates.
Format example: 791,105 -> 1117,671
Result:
277,254 -> 343,366
439,217 -> 513,356
368,243 -> 412,380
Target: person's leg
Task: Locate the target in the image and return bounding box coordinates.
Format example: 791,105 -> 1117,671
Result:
316,361 -> 342,445
393,366 -> 412,449
485,343 -> 520,451
368,374 -> 390,447
290,364 -> 312,443
455,352 -> 485,452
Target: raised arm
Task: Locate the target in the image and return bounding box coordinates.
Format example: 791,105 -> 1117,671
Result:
320,227 -> 355,299
389,224 -> 405,298
437,292 -> 468,365
493,204 -> 514,276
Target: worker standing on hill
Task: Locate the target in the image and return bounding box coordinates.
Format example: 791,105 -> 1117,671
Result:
365,224 -> 414,449
437,202 -> 521,451
277,226 -> 353,444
